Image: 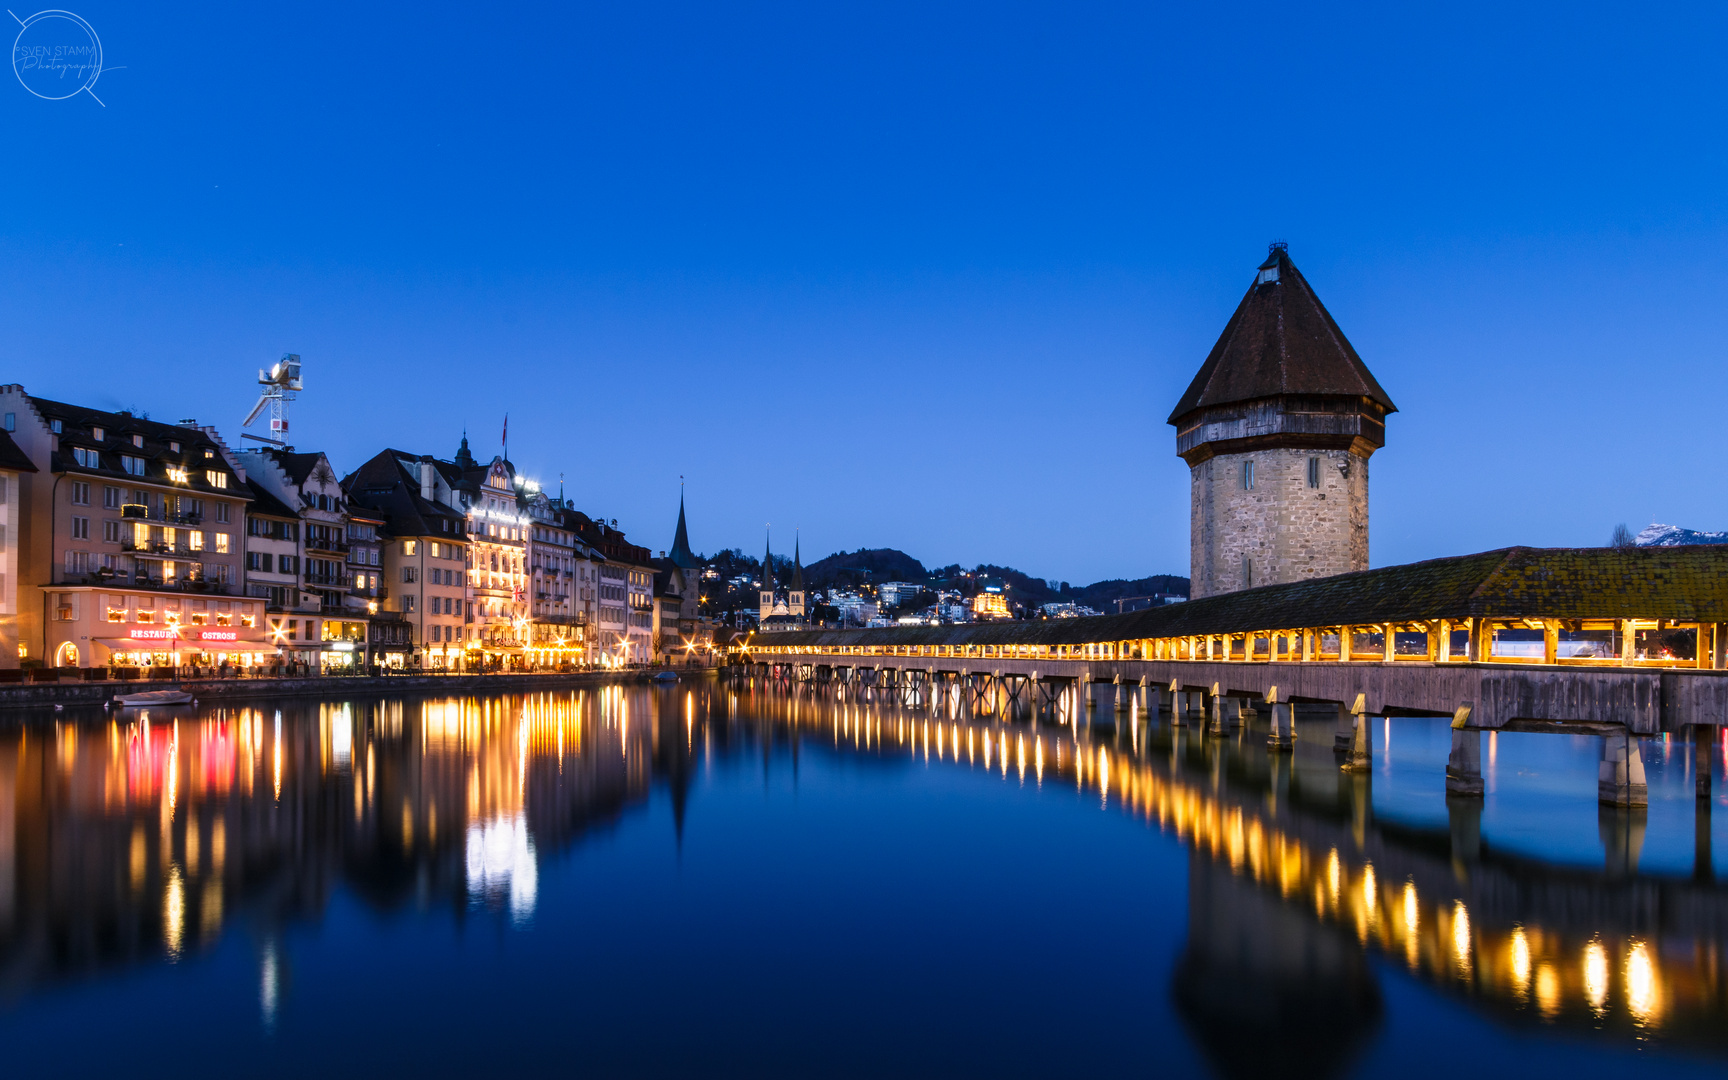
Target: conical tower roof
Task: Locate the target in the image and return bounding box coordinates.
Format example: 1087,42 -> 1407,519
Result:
668,489 -> 700,570
791,533 -> 804,591
762,529 -> 775,589
1168,245 -> 1396,425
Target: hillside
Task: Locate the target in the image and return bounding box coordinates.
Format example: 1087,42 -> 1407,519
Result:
798,548 -> 1188,610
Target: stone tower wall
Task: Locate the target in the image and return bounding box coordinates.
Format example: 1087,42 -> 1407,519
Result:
1189,446 -> 1368,599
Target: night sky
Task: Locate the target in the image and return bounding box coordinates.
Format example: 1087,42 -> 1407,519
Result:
2,2 -> 1724,583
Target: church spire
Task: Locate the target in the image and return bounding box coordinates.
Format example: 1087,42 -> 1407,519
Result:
791,531 -> 804,591
762,527 -> 774,589
668,484 -> 699,569
454,430 -> 476,470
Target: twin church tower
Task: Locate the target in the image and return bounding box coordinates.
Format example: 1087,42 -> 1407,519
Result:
1171,244 -> 1396,599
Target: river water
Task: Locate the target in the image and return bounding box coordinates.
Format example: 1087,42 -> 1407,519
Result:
0,678 -> 1725,1078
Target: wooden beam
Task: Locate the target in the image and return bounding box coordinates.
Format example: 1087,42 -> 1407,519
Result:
1339,626 -> 1352,663
1382,623 -> 1395,664
1544,620 -> 1559,666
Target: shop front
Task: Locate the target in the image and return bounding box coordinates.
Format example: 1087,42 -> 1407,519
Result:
95,627 -> 279,669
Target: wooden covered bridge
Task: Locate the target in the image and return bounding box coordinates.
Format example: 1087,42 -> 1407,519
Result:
739,546 -> 1728,805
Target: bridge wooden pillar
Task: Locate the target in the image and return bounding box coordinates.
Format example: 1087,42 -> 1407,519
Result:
1113,673 -> 1126,713
1444,705 -> 1482,797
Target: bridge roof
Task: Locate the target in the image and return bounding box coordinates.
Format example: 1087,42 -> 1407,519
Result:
1167,246 -> 1396,425
757,546 -> 1728,648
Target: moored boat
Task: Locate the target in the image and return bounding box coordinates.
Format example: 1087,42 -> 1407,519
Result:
113,690 -> 194,707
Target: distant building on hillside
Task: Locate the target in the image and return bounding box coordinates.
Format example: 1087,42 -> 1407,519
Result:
1041,602 -> 1101,619
878,581 -> 922,608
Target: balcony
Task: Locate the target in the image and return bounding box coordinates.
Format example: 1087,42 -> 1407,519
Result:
304,537 -> 350,554
304,571 -> 352,588
57,569 -> 235,595
117,504 -> 204,525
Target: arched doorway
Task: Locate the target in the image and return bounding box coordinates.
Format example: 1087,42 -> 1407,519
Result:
54,641 -> 79,668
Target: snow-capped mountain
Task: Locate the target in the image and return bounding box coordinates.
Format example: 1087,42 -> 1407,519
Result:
1634,523 -> 1728,546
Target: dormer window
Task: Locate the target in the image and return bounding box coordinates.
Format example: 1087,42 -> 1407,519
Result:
169,441 -> 179,452
91,426 -> 104,441
203,449 -> 214,459
50,419 -> 62,434
1257,264 -> 1279,285
131,434 -> 143,448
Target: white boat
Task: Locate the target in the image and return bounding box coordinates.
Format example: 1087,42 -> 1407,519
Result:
113,690 -> 194,707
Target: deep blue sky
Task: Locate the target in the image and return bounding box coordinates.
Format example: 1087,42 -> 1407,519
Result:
2,2 -> 1724,583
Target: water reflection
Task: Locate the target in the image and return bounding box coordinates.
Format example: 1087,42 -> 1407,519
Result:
0,679 -> 1724,1073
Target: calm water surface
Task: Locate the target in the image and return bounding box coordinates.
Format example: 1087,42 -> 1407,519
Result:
1,679 -> 1726,1078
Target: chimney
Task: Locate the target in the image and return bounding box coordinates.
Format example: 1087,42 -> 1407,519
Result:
419,456 -> 435,500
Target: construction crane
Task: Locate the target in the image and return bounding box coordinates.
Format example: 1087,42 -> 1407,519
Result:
241,354 -> 303,447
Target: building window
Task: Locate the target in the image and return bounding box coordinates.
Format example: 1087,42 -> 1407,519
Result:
215,503 -> 230,523
404,595 -> 416,613
71,516 -> 89,539
71,447 -> 98,468
1242,461 -> 1254,491
205,470 -> 227,489
103,520 -> 121,543
402,566 -> 418,583
3,413 -> 12,431
1242,555 -> 1253,589
121,455 -> 145,476
1307,456 -> 1321,489
70,481 -> 89,505
131,434 -> 143,447
50,419 -> 62,433
188,530 -> 204,550
402,540 -> 417,556
103,485 -> 121,508
91,426 -> 104,441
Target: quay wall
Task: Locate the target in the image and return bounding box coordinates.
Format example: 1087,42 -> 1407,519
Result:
0,668 -> 720,712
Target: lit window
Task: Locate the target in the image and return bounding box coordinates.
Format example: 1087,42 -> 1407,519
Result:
402,540 -> 417,556
214,533 -> 229,553
91,426 -> 104,441
188,530 -> 204,550
166,468 -> 188,484
205,470 -> 227,488
131,434 -> 143,447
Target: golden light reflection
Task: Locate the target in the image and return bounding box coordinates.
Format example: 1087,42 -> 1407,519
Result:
1510,925 -> 1531,999
1536,964 -> 1561,1018
1403,880 -> 1420,968
1626,940 -> 1658,1026
163,864 -> 185,960
1451,901 -> 1472,979
1584,939 -> 1610,1017
1326,848 -> 1340,908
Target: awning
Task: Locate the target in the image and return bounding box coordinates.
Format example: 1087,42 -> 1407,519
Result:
95,638 -> 282,655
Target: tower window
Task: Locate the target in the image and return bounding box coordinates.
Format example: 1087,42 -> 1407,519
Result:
1242,461 -> 1255,491
1242,556 -> 1253,589
1307,456 -> 1321,489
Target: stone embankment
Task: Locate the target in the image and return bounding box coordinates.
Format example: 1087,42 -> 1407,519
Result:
0,667 -> 721,712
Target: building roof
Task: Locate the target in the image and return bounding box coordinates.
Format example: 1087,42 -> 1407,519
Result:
754,546 -> 1728,649
341,449 -> 470,540
1167,246 -> 1396,425
791,534 -> 804,591
30,396 -> 247,496
243,477 -> 300,519
0,429 -> 37,473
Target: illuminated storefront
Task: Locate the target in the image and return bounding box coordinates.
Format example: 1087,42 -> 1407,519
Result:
44,588 -> 277,668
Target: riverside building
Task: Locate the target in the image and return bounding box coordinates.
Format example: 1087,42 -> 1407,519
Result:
0,387 -> 274,669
